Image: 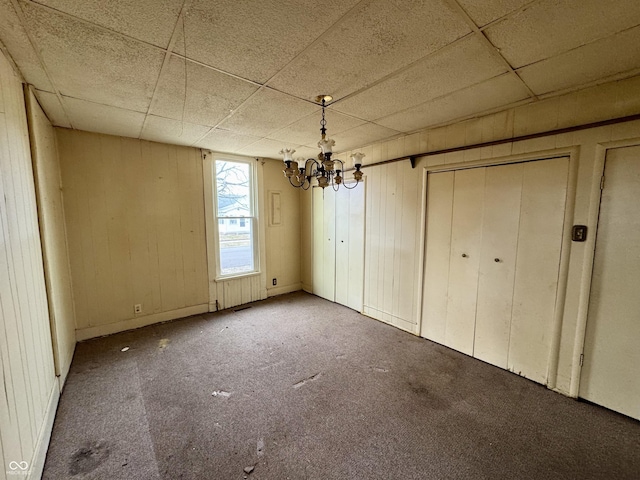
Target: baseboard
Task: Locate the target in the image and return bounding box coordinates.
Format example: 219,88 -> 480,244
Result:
362,306 -> 419,336
301,283 -> 313,293
27,380 -> 60,480
267,283 -> 301,297
75,304 -> 209,341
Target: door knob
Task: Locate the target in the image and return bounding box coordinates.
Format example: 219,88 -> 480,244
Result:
462,253 -> 468,258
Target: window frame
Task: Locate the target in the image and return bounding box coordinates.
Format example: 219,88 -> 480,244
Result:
208,154 -> 261,281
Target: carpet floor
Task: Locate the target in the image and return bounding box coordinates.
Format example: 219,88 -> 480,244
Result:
43,291 -> 640,479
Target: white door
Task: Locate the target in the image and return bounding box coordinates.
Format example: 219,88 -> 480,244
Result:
345,182 -> 365,311
421,157 -> 569,383
445,167 -> 485,356
580,145 -> 640,420
312,187 -> 335,301
474,163 -> 523,368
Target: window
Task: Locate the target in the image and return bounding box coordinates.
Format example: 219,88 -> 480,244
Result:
213,158 -> 258,277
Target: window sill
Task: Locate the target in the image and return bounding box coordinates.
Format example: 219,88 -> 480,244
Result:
215,270 -> 261,282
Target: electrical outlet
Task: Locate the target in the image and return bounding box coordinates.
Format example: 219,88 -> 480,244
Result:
134,304 -> 142,314
272,278 -> 277,286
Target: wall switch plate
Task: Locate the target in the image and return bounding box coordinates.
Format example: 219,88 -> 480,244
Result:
272,278 -> 277,286
134,304 -> 142,314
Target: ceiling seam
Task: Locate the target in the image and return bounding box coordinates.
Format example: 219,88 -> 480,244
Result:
193,0 -> 377,149
477,0 -> 542,32
444,0 -> 538,101
260,0 -> 371,99
24,0 -> 168,53
8,0 -> 74,128
23,0 -> 263,91
140,0 -> 193,140
328,33 -> 476,107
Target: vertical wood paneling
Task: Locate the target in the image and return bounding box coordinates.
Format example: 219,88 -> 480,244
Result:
0,51 -> 57,480
421,171 -> 454,342
58,131 -> 209,336
362,160 -> 422,331
25,89 -> 76,384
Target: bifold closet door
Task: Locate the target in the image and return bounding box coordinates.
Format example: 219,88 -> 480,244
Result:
422,157 -> 569,383
335,183 -> 365,312
445,168 -> 485,356
508,158 -> 568,383
473,163 -> 523,368
580,145 -> 640,420
312,187 -> 335,302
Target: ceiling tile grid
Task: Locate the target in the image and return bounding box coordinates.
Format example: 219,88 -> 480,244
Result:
20,0 -> 166,112
0,0 -> 639,157
149,55 -> 259,127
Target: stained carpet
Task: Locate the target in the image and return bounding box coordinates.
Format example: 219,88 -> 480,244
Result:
43,291 -> 640,479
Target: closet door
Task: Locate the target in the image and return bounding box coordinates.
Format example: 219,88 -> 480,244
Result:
335,187 -> 350,307
580,146 -> 640,420
474,163 -> 523,368
346,183 -> 365,311
312,187 -> 335,301
445,168 -> 485,356
508,157 -> 568,383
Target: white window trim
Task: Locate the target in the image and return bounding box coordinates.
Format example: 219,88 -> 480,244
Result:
202,152 -> 267,302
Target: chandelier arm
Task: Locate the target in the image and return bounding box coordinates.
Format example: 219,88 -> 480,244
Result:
342,179 -> 359,190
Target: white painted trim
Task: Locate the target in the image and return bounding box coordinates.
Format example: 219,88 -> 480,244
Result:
546,147 -> 580,390
75,304 -> 208,341
424,146 -> 575,173
267,283 -> 302,297
415,167 -> 429,338
301,283 -> 313,293
569,137 -> 640,397
27,380 -> 60,480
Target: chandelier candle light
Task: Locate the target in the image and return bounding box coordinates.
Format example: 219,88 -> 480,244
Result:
280,95 -> 364,190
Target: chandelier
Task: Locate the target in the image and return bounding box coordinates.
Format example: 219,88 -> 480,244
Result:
280,95 -> 364,190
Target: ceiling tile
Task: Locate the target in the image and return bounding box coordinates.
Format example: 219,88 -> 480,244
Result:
149,55 -> 258,127
63,96 -> 145,138
457,0 -> 533,27
181,0 -> 361,83
376,73 -> 531,131
20,1 -> 165,112
268,0 -> 471,100
33,89 -> 71,127
217,88 -> 318,137
140,115 -> 211,146
237,137 -> 299,159
332,35 -> 508,120
30,0 -> 183,48
484,0 -> 640,68
194,128 -> 262,153
268,108 -> 366,145
518,25 -> 640,95
0,0 -> 54,91
329,122 -> 401,153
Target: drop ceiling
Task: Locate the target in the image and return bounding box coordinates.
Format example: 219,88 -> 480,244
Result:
1,0 -> 639,159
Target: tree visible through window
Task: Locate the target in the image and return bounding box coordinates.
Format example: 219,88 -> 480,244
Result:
215,159 -> 256,276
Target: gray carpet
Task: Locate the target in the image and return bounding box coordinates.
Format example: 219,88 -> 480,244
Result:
43,291 -> 640,479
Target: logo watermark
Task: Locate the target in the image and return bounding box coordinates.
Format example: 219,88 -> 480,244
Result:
7,461 -> 29,476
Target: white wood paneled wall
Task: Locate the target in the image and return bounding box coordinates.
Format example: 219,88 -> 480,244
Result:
363,162 -> 422,333
0,52 -> 58,480
25,88 -> 76,386
57,130 -> 209,339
